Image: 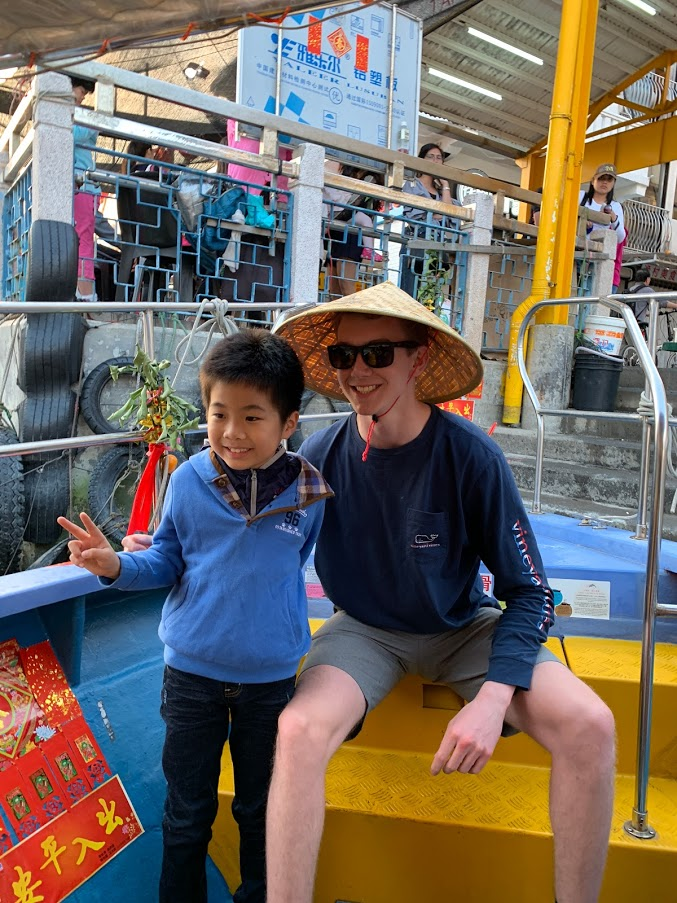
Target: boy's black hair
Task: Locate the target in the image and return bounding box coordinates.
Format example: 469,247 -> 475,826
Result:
200,329 -> 304,420
634,267 -> 651,283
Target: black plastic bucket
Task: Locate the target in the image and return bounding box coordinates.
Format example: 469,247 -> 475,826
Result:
571,346 -> 623,412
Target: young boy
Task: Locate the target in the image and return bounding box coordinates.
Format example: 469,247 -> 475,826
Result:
58,329 -> 333,903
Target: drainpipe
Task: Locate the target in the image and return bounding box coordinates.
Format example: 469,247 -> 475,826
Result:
502,0 -> 595,424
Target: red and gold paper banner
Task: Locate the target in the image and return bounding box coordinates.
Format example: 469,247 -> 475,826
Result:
355,34 -> 369,72
327,27 -> 351,58
19,642 -> 82,729
0,774 -> 143,903
437,399 -> 475,421
307,16 -> 322,55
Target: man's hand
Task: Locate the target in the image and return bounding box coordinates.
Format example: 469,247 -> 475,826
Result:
57,513 -> 121,580
121,533 -> 153,553
430,682 -> 515,776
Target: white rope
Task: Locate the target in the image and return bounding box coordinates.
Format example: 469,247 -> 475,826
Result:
171,298 -> 239,387
636,389 -> 677,513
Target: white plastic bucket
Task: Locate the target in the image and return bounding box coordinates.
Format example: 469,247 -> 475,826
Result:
583,315 -> 626,356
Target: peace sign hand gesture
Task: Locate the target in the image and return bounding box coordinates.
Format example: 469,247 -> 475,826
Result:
56,512 -> 121,580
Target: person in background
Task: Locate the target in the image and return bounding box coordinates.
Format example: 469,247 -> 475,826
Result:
323,161 -> 383,298
579,164 -> 626,249
627,267 -> 677,328
71,77 -> 100,302
400,143 -> 457,298
58,330 -> 332,903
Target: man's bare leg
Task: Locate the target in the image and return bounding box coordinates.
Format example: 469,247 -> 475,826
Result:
266,665 -> 366,903
507,661 -> 616,903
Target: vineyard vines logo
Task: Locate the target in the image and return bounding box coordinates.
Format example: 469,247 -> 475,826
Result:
411,533 -> 440,550
512,519 -> 554,633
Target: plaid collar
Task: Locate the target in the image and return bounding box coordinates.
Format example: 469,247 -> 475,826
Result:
209,450 -> 333,515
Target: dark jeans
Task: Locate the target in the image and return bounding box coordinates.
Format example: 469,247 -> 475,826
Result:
159,666 -> 295,903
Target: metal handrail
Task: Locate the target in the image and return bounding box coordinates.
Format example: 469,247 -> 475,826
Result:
516,293 -> 670,840
0,299 -> 349,461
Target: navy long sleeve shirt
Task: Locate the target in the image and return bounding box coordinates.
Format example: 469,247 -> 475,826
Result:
300,406 -> 554,690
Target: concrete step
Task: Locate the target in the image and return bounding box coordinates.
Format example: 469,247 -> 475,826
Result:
518,486 -> 677,542
492,425 -> 644,470
505,451 -> 677,515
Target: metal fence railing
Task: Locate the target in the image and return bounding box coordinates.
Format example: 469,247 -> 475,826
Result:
2,164 -> 32,302
76,144 -> 293,318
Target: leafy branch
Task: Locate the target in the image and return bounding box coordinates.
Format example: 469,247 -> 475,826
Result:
109,347 -> 199,449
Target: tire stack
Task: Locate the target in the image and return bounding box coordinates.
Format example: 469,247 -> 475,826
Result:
18,220 -> 84,546
0,427 -> 24,573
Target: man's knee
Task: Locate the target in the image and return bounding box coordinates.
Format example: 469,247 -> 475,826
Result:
276,703 -> 338,766
558,693 -> 616,763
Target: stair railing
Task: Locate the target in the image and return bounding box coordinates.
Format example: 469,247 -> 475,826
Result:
516,294 -> 676,840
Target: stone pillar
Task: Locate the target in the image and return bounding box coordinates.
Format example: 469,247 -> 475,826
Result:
522,323 -> 575,431
32,71 -> 73,223
289,142 -> 324,305
586,229 -> 617,316
461,194 -> 493,354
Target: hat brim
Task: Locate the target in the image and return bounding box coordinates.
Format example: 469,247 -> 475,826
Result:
272,282 -> 483,405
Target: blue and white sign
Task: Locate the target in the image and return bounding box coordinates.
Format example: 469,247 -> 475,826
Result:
237,3 -> 422,151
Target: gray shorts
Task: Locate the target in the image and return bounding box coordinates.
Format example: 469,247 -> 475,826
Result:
301,607 -> 562,738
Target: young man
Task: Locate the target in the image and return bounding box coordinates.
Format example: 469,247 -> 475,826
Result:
266,282 -> 615,903
58,329 -> 333,903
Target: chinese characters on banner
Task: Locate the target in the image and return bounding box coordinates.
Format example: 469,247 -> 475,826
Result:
0,640 -> 143,902
437,380 -> 483,422
0,775 -> 143,903
237,3 -> 422,149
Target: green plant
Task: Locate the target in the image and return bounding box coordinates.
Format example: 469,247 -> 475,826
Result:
109,347 -> 199,449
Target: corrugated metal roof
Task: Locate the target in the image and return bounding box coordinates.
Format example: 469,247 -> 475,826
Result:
418,0 -> 677,155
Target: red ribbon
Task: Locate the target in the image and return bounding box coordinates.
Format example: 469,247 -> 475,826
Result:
127,443 -> 166,536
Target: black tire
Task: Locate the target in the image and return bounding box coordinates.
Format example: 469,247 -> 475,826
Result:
24,220 -> 78,303
19,389 -> 77,443
23,455 -> 70,545
80,357 -> 136,435
183,428 -> 208,457
18,313 -> 86,392
87,445 -> 146,545
288,391 -> 338,452
27,539 -> 70,569
0,427 -> 24,574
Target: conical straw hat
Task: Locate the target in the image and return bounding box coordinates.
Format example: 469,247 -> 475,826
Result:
272,282 -> 483,404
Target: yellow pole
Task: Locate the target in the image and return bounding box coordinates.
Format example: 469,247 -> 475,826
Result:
550,0 -> 601,311
502,0 -> 599,424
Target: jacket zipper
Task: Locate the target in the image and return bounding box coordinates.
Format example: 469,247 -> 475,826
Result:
250,468 -> 258,517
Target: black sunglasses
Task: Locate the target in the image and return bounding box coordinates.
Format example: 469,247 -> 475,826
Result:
327,341 -> 420,370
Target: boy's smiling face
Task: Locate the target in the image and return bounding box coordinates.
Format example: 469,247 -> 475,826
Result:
207,380 -> 299,470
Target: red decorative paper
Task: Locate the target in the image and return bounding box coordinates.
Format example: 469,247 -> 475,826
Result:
307,16 -> 322,55
41,735 -> 90,807
60,718 -> 111,790
467,379 -> 484,400
16,747 -> 68,823
437,399 -> 475,421
0,641 -> 49,770
0,774 -> 143,903
0,761 -> 47,839
355,34 -> 369,72
19,642 -> 82,729
327,27 -> 351,58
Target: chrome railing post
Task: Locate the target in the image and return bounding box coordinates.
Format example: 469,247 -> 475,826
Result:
633,297 -> 659,540
517,294 -> 670,841
533,412 -> 545,515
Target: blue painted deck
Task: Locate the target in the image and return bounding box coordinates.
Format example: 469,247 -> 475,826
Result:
1,512 -> 675,900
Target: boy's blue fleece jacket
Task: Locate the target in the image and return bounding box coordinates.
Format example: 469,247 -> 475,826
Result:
107,449 -> 333,683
